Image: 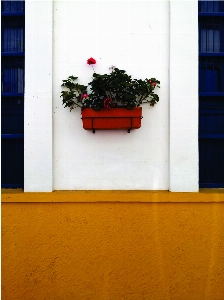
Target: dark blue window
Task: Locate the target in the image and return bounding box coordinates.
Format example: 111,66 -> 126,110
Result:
1,0 -> 25,188
199,1 -> 224,188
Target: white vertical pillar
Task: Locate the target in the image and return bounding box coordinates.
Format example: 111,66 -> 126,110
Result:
24,0 -> 53,191
169,0 -> 199,192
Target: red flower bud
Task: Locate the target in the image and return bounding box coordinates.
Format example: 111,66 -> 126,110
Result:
87,57 -> 96,65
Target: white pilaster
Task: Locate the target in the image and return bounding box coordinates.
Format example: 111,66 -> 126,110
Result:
24,0 -> 53,191
169,0 -> 198,192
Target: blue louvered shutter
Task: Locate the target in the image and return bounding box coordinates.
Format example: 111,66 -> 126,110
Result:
1,0 -> 25,188
199,1 -> 224,187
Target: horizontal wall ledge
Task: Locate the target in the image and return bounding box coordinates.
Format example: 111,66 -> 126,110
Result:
1,190 -> 224,203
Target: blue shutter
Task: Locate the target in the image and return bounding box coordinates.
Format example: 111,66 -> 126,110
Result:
199,1 -> 224,187
1,0 -> 25,188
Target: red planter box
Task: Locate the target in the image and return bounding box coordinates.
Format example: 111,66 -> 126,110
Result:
82,107 -> 142,132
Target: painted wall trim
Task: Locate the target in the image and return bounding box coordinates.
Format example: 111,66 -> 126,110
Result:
24,0 -> 53,192
169,0 -> 199,192
2,190 -> 224,203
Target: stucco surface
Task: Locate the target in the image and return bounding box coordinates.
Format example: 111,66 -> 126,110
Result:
24,0 -> 199,192
52,1 -> 170,191
2,201 -> 224,300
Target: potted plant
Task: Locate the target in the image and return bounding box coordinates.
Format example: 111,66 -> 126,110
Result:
61,58 -> 160,132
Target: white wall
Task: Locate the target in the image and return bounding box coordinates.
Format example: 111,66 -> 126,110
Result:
24,0 -> 53,192
53,1 -> 169,190
169,0 -> 198,192
24,0 -> 199,191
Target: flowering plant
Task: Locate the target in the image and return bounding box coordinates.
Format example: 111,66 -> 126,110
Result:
61,58 -> 160,111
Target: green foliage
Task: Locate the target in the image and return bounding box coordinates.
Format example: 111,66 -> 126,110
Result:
61,68 -> 160,111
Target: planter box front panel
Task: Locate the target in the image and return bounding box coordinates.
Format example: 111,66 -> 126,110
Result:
82,108 -> 142,130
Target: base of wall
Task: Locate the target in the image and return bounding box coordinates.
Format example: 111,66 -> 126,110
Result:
2,189 -> 224,203
2,195 -> 224,300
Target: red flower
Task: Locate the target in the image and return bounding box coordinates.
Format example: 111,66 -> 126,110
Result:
149,79 -> 156,87
87,57 -> 96,65
104,98 -> 115,108
81,93 -> 88,99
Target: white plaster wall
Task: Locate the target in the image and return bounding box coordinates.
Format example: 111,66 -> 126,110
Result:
24,0 -> 53,192
53,1 -> 169,190
169,0 -> 198,192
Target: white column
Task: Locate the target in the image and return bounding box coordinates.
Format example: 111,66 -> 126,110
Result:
169,0 -> 199,192
24,0 -> 53,192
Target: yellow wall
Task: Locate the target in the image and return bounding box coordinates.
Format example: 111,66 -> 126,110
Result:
2,191 -> 224,300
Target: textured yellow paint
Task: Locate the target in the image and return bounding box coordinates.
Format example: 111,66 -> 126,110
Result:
2,192 -> 224,300
2,189 -> 224,203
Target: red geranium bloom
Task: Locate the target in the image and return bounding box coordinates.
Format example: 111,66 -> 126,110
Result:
87,57 -> 96,65
81,93 -> 88,99
104,98 -> 114,108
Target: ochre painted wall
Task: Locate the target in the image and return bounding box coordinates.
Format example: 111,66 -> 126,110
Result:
2,191 -> 224,300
